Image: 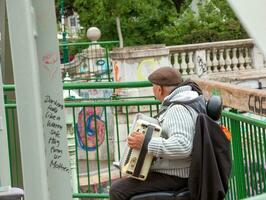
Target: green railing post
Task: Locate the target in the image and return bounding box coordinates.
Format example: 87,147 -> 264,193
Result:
4,95 -> 13,186
62,32 -> 69,63
61,0 -> 69,63
105,47 -> 111,82
230,109 -> 247,199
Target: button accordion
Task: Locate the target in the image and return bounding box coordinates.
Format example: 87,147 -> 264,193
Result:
119,114 -> 162,181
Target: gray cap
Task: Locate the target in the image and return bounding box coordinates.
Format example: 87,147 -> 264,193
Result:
148,67 -> 182,86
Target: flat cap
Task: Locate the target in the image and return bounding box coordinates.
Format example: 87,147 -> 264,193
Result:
148,67 -> 182,86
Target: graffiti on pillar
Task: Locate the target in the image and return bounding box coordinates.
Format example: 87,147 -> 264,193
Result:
137,58 -> 158,80
113,61 -> 121,82
197,55 -> 207,77
76,107 -> 105,151
42,52 -> 59,79
113,61 -> 122,95
44,95 -> 70,173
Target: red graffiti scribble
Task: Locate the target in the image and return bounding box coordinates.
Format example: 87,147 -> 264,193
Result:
42,52 -> 59,80
42,52 -> 58,65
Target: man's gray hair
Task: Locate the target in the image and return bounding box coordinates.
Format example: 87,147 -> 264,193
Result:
163,85 -> 177,94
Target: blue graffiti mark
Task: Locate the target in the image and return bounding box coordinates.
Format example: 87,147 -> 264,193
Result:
76,114 -> 103,151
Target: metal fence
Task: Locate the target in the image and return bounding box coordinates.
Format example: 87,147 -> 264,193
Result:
3,81 -> 266,199
59,41 -> 119,82
222,111 -> 266,200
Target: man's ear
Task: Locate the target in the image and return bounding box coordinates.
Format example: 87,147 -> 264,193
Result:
158,86 -> 164,95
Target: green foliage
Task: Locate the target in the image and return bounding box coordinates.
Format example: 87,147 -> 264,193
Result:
73,0 -> 178,46
55,0 -> 75,21
56,0 -> 249,46
156,0 -> 249,45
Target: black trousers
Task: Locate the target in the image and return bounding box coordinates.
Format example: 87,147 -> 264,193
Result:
109,172 -> 188,200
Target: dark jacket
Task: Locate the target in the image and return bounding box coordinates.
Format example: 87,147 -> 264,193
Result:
189,114 -> 232,200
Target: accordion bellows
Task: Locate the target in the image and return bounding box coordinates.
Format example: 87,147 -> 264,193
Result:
119,113 -> 162,181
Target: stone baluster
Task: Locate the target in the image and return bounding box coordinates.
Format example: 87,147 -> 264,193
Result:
225,49 -> 232,71
238,48 -> 245,70
218,49 -> 225,72
251,46 -> 265,69
245,47 -> 252,69
206,50 -> 212,73
232,48 -> 239,71
180,52 -> 188,75
188,51 -> 195,75
212,49 -> 219,73
173,53 -> 181,71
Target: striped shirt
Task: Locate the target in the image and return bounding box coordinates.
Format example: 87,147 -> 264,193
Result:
148,86 -> 199,178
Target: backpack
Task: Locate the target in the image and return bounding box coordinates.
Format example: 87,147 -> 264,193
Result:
179,95 -> 232,200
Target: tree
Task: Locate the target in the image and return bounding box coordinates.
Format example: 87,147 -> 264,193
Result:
73,0 -> 178,45
171,0 -> 187,12
54,0 -> 75,22
55,0 -> 248,46
155,0 -> 249,45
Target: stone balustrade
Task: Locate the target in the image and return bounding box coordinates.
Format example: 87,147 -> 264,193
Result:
63,39 -> 266,84
167,39 -> 264,77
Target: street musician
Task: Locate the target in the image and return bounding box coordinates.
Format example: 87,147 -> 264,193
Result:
110,67 -> 205,200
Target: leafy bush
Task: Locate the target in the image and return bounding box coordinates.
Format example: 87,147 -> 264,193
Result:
156,0 -> 249,45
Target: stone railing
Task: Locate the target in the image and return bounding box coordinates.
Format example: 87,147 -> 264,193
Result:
62,39 -> 266,84
109,39 -> 266,83
167,39 -> 265,77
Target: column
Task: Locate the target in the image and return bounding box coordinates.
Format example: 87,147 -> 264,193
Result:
6,0 -> 72,199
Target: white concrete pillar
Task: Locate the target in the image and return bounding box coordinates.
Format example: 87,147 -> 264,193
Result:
6,0 -> 72,199
0,0 -> 11,187
251,46 -> 265,69
194,50 -> 207,77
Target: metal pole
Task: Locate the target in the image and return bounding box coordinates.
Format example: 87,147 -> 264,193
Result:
61,0 -> 69,63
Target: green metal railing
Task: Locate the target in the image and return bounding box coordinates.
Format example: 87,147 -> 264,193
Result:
4,95 -> 23,188
59,41 -> 119,82
222,111 -> 266,199
3,81 -> 266,199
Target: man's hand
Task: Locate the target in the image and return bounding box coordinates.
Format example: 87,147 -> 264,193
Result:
127,132 -> 145,150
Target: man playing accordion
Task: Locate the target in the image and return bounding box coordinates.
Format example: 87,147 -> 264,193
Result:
110,66 -> 206,200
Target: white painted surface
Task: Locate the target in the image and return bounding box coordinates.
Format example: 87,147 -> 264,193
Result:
0,61 -> 11,187
6,0 -> 72,199
227,0 -> 266,57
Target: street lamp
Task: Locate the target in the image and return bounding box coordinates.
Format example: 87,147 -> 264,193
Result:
61,0 -> 69,63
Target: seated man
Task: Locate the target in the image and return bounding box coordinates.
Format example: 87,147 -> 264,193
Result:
109,66 -> 206,200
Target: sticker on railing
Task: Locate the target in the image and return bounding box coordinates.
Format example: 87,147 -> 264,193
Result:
76,107 -> 105,151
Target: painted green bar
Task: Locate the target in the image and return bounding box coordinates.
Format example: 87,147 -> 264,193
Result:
4,81 -> 152,92
103,106 -> 112,186
65,100 -> 160,107
105,47 -> 111,82
3,84 -> 15,91
5,106 -> 13,186
229,109 -> 247,198
82,107 -> 91,192
222,111 -> 266,128
242,122 -> 251,196
114,106 -> 121,162
72,107 -> 81,193
59,41 -> 119,47
93,106 -> 102,191
11,109 -> 19,185
63,81 -> 152,90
